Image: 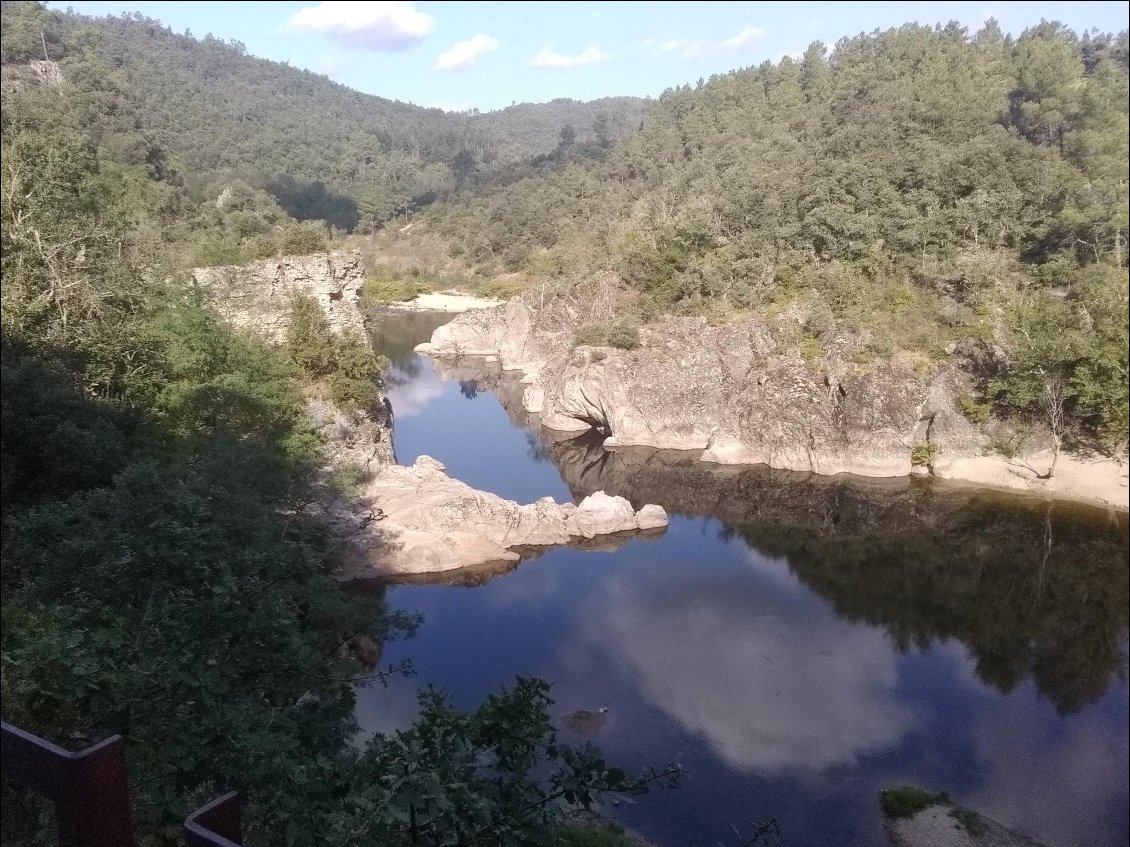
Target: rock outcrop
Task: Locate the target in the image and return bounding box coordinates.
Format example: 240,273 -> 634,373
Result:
332,455 -> 667,579
416,297 -> 979,477
1,59 -> 64,92
193,251 -> 367,342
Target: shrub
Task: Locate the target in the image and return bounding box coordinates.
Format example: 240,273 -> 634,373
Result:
287,295 -> 336,377
328,460 -> 368,498
880,786 -> 950,819
800,330 -> 823,364
329,332 -> 384,411
279,220 -> 328,255
957,395 -> 992,425
481,279 -> 526,300
911,441 -> 938,467
607,321 -> 640,350
989,436 -> 1019,458
360,274 -> 431,306
573,324 -> 609,347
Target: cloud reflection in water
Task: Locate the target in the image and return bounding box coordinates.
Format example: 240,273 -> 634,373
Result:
578,547 -> 916,774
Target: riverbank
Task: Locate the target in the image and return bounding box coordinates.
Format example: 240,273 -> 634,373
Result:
929,450 -> 1128,511
416,299 -> 1129,512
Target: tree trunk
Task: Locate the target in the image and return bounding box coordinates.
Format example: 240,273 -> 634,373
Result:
1045,434 -> 1061,479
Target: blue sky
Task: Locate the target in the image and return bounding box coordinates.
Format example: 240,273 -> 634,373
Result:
52,1 -> 1130,112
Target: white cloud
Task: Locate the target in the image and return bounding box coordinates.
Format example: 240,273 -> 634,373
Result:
435,33 -> 498,72
530,44 -> 608,68
644,25 -> 765,60
385,363 -> 445,417
285,1 -> 434,50
720,24 -> 765,50
654,38 -> 706,59
581,556 -> 916,773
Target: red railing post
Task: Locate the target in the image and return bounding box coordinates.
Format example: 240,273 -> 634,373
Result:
0,721 -> 134,847
183,792 -> 243,847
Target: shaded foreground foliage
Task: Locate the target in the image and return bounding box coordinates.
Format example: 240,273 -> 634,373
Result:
0,6 -> 674,844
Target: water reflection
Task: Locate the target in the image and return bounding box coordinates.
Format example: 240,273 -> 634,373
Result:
544,434 -> 1129,715
582,551 -> 915,773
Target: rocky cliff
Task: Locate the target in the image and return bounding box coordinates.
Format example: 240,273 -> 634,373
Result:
416,296 -> 981,478
193,251 -> 367,343
194,250 -> 395,471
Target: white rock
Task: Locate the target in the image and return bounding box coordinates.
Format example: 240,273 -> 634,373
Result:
572,491 -> 639,539
635,504 -> 668,529
413,455 -> 446,473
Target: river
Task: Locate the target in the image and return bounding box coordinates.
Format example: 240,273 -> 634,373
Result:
356,310 -> 1129,847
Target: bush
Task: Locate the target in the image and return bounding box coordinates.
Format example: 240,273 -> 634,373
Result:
880,786 -> 950,819
287,295 -> 336,377
800,330 -> 823,364
481,279 -> 526,300
280,220 -> 328,255
328,460 -> 368,498
329,332 -> 383,411
360,274 -> 431,306
911,441 -> 938,467
607,321 -> 640,350
957,395 -> 992,425
573,324 -> 609,347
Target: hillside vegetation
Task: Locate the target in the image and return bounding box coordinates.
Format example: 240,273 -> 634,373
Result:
0,2 -> 665,843
433,22 -> 1129,454
1,1 -> 647,233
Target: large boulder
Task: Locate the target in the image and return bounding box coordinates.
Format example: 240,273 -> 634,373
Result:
570,491 -> 640,539
337,456 -> 667,578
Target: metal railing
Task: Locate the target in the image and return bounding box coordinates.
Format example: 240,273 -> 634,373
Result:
0,721 -> 242,847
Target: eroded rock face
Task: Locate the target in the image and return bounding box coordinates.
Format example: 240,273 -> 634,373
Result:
193,251 -> 367,342
418,297 -> 969,477
333,456 -> 668,578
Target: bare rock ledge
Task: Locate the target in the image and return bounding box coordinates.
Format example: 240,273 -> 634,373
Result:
334,456 -> 667,578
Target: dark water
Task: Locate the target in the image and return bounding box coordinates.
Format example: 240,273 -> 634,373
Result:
358,311 -> 1130,847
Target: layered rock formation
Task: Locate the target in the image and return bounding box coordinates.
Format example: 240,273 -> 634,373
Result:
331,455 -> 667,579
193,251 -> 367,343
416,297 -> 979,477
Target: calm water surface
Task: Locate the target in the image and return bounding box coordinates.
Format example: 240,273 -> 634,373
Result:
357,311 -> 1130,847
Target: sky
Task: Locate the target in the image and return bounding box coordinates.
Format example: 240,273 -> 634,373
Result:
51,1 -> 1130,112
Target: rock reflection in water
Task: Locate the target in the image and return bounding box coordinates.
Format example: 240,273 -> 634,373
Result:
549,432 -> 1129,715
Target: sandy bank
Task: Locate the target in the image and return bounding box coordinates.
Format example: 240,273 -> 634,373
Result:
930,449 -> 1128,510
381,291 -> 503,312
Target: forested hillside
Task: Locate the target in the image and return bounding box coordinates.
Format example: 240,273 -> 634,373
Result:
434,21 -> 1129,454
0,1 -> 647,232
0,2 -> 660,843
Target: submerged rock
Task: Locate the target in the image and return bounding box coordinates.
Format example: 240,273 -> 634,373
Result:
883,796 -> 1052,847
335,456 -> 667,578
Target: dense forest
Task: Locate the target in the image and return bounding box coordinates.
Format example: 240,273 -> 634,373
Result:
0,2 -> 666,844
